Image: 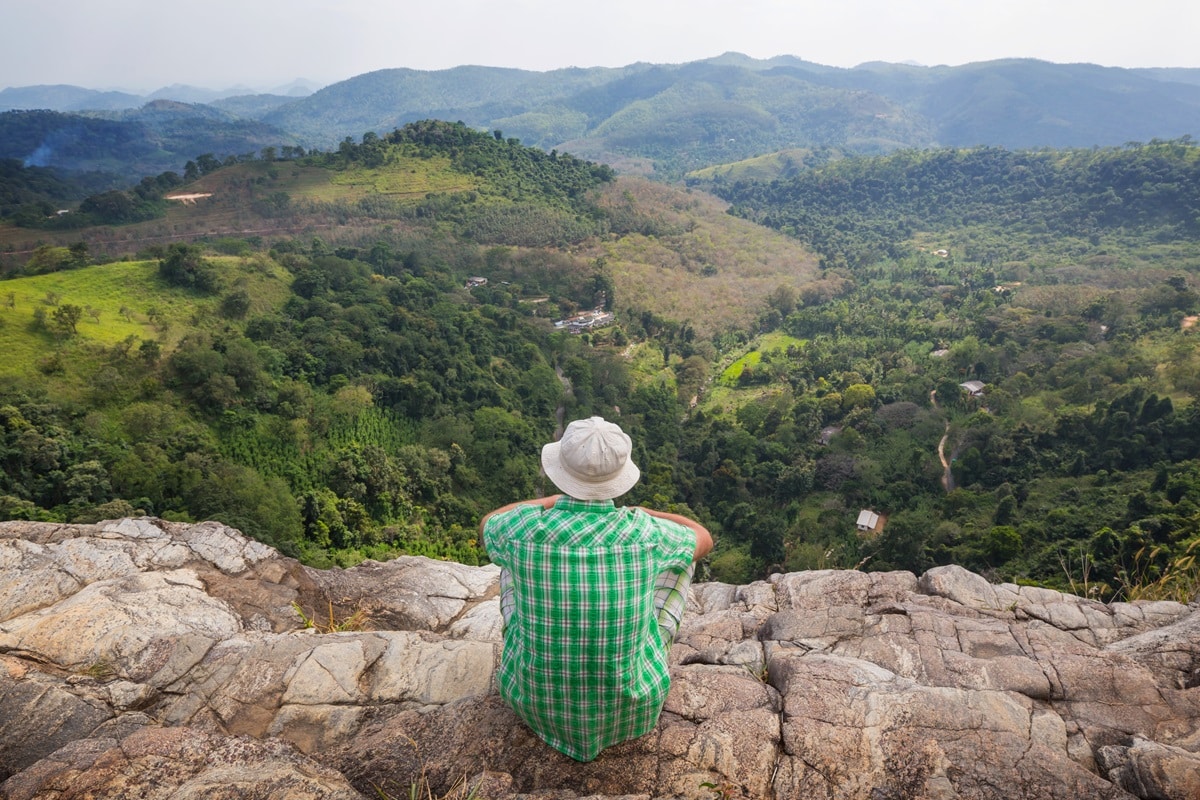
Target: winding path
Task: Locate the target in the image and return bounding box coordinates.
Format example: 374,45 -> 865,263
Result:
931,390 -> 954,492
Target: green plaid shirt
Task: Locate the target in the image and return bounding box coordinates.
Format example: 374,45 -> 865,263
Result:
483,497 -> 696,761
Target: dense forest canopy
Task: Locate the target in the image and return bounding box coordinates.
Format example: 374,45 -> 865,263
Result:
706,139 -> 1200,270
1,123 -> 1198,602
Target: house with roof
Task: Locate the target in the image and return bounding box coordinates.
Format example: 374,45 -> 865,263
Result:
553,309 -> 616,334
856,509 -> 887,534
959,380 -> 986,398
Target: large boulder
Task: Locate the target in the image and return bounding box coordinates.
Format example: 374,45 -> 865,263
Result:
1,518 -> 1198,799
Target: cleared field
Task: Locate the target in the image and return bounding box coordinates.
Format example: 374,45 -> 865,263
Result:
719,331 -> 806,384
0,152 -> 490,260
330,155 -> 478,199
0,255 -> 291,378
586,178 -> 820,339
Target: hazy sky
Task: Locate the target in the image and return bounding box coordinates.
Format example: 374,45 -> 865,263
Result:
3,0 -> 1197,92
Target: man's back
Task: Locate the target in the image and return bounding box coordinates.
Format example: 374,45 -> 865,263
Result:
483,496 -> 696,761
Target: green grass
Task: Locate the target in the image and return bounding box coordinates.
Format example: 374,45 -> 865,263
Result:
624,341 -> 672,382
1,261 -> 162,374
687,148 -> 823,183
331,155 -> 478,198
720,350 -> 763,383
697,331 -> 806,417
0,255 -> 292,380
718,331 -> 805,384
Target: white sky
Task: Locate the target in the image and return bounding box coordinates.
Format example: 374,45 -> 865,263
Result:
3,0 -> 1197,92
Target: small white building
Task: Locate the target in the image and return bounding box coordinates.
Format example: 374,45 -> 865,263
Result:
856,509 -> 886,533
959,380 -> 986,398
554,308 -> 615,334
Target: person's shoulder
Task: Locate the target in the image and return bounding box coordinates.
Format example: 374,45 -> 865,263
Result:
629,508 -> 693,542
483,502 -> 540,540
492,502 -> 544,525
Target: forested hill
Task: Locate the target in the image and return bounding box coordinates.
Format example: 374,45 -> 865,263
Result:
0,120 -> 815,571
2,120 -> 1199,601
0,106 -> 296,187
707,140 -> 1200,269
215,57 -> 1200,174
650,139 -> 1200,600
6,56 -> 1200,183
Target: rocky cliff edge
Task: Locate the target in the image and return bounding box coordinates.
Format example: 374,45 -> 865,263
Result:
1,518 -> 1198,799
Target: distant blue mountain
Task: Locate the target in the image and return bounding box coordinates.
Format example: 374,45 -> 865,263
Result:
0,84 -> 144,112
3,56 -> 1199,181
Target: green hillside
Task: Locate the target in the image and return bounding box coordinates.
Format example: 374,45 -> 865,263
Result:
0,255 -> 290,383
257,58 -> 1200,176
686,148 -> 839,183
0,124 -> 821,573
2,122 -> 1198,601
708,140 -> 1200,270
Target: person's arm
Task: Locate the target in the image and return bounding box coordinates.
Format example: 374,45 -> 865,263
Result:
633,506 -> 713,561
478,494 -> 563,539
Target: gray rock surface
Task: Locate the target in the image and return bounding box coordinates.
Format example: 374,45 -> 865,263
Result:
1,518 -> 1198,799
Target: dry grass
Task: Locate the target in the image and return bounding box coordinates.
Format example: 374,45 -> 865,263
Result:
292,598 -> 371,633
1117,541 -> 1200,604
585,178 -> 820,339
0,155 -> 468,257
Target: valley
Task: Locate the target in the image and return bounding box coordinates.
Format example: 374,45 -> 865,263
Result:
0,84 -> 1198,604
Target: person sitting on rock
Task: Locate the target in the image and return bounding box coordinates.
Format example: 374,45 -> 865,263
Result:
480,416 -> 713,762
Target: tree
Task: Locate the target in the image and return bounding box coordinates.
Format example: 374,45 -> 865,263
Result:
159,244 -> 221,292
80,190 -> 136,223
68,241 -> 90,267
842,383 -> 877,410
767,284 -> 797,316
984,525 -> 1023,563
139,339 -> 161,365
25,245 -> 72,274
220,289 -> 252,319
64,460 -> 112,507
51,304 -> 83,336
194,153 -> 221,175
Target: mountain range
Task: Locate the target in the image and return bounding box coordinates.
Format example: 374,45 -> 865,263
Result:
3,53 -> 1200,182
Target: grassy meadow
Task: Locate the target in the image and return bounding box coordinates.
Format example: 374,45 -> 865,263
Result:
686,148 -> 830,183
331,155 -> 478,199
0,255 -> 292,394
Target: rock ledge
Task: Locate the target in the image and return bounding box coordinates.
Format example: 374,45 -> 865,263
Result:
2,519 -> 1198,799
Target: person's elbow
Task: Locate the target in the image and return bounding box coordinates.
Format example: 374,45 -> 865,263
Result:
693,526 -> 714,561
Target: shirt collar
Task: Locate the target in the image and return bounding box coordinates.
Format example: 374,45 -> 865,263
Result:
554,496 -> 617,513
